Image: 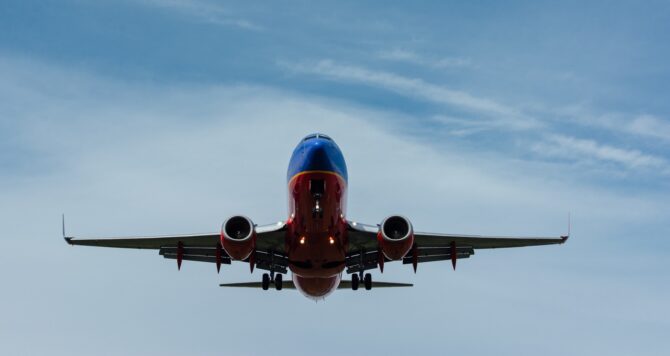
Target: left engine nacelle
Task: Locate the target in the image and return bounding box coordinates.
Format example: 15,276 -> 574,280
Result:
378,215 -> 414,260
221,215 -> 256,260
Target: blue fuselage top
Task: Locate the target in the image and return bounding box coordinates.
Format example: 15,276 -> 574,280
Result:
287,133 -> 348,182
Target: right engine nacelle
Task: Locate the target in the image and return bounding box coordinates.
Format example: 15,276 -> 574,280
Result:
221,215 -> 256,260
377,215 -> 414,260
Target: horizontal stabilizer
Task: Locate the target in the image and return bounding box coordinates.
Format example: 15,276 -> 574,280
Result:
220,281 -> 297,289
338,280 -> 413,288
220,280 -> 413,289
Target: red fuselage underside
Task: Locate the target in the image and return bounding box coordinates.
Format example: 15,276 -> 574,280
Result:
286,171 -> 348,298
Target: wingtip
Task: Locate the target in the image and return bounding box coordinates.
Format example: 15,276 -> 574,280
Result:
62,214 -> 74,245
559,212 -> 570,244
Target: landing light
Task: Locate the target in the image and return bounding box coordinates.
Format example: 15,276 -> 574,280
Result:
328,236 -> 335,245
300,236 -> 306,245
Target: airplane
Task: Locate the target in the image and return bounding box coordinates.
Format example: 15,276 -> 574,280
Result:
64,133 -> 568,300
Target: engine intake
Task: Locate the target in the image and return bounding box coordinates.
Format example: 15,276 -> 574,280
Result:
378,215 -> 414,260
221,215 -> 256,260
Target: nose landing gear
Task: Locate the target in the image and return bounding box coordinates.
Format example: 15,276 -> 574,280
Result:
312,198 -> 323,219
310,179 -> 325,219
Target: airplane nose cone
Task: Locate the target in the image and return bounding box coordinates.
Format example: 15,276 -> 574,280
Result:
287,135 -> 347,181
304,141 -> 331,165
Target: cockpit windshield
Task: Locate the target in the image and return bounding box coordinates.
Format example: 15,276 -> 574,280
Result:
303,133 -> 332,142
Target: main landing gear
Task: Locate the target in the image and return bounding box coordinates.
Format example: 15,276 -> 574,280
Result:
261,272 -> 284,291
351,272 -> 372,291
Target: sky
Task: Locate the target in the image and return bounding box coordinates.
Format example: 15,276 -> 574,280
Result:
1,1 -> 669,355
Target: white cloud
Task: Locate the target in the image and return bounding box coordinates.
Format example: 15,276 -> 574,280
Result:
280,60 -> 670,180
533,134 -> 669,173
138,0 -> 262,30
430,114 -> 518,137
555,105 -> 670,144
284,59 -> 538,130
629,114 -> 670,142
378,48 -> 473,69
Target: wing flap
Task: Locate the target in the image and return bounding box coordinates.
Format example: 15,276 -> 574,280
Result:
402,253 -> 471,264
345,250 -> 380,274
159,246 -> 227,256
163,254 -> 232,264
65,233 -> 220,249
253,250 -> 289,274
415,233 -> 568,249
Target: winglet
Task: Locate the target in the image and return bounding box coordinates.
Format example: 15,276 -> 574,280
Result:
62,214 -> 73,245
560,212 -> 570,243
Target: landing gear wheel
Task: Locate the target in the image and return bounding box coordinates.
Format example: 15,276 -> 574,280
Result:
364,273 -> 372,290
262,273 -> 270,290
351,273 -> 359,290
275,274 -> 283,290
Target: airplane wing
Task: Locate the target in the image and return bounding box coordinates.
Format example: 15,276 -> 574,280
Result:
64,219 -> 288,273
346,221 -> 567,274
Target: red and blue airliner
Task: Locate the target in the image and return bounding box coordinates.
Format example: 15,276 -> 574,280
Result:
65,133 -> 568,300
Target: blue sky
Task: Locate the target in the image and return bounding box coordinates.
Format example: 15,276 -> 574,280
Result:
1,1 -> 669,355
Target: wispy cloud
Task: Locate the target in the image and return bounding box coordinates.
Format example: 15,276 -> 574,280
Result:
292,58 -> 670,151
532,134 -> 670,174
555,106 -> 670,144
430,115 -> 511,136
281,59 -> 670,179
139,0 -> 262,30
284,59 -> 538,130
628,114 -> 670,142
378,48 -> 473,69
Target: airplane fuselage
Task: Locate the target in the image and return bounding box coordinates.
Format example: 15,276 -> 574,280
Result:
285,134 -> 349,298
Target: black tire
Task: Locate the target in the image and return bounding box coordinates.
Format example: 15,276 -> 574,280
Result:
262,273 -> 270,290
275,274 -> 283,290
351,273 -> 359,290
364,273 -> 372,290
